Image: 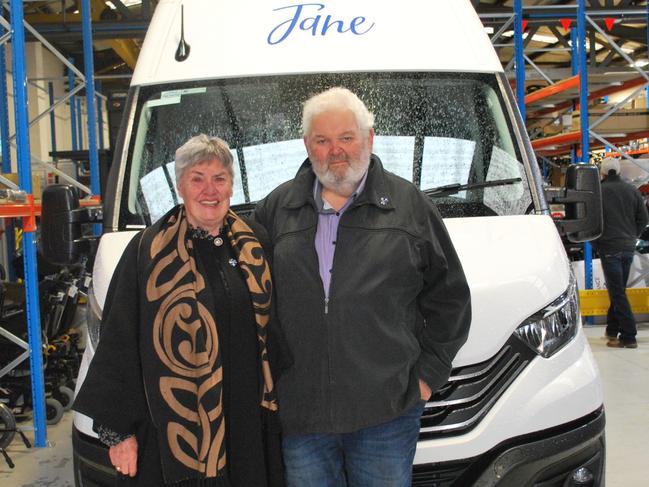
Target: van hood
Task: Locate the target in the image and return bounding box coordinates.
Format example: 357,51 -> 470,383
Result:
133,0 -> 502,86
445,215 -> 571,366
92,216 -> 570,368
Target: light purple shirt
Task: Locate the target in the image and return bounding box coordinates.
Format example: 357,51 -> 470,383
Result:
313,172 -> 368,299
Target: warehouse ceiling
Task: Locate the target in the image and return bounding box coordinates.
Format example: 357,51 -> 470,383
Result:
17,0 -> 156,91
477,0 -> 649,80
4,0 -> 649,95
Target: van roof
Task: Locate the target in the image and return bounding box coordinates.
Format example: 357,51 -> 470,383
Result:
132,0 -> 503,86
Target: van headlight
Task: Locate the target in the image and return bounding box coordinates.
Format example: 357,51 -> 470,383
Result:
514,273 -> 579,358
86,283 -> 103,350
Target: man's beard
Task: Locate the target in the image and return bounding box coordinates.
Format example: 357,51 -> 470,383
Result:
312,155 -> 370,196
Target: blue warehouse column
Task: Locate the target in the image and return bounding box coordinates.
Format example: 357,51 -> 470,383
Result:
513,0 -> 525,119
10,0 -> 47,446
81,0 -> 102,237
0,41 -> 16,281
0,44 -> 10,172
570,27 -> 578,163
81,0 -> 100,197
577,0 -> 594,313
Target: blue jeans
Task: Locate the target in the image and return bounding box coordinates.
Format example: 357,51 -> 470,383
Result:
282,401 -> 425,487
600,250 -> 637,343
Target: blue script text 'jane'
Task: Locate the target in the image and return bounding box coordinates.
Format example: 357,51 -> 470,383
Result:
267,3 -> 375,45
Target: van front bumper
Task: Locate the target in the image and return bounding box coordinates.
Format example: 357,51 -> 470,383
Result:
413,406 -> 605,486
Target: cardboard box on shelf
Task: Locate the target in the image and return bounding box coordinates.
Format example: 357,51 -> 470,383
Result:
572,108 -> 649,133
0,173 -> 42,200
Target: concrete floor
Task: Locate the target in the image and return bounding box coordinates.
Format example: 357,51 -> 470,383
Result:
1,324 -> 648,486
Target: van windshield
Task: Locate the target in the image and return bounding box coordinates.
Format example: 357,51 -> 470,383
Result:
119,72 -> 533,227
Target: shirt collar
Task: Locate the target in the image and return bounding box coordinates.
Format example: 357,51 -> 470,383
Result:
313,169 -> 369,213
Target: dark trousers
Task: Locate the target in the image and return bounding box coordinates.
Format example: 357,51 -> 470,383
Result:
600,250 -> 637,343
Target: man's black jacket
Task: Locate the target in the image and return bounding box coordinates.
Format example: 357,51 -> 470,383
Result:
254,155 -> 472,436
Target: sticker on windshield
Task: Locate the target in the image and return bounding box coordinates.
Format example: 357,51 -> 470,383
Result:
420,137 -> 475,197
373,136 -> 414,181
147,96 -> 181,107
140,161 -> 179,223
161,87 -> 207,98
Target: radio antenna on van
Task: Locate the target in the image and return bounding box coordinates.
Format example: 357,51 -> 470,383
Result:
175,5 -> 191,62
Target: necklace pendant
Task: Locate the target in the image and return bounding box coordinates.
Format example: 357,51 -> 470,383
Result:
214,237 -> 224,247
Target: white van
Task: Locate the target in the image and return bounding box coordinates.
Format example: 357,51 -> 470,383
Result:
41,1 -> 606,485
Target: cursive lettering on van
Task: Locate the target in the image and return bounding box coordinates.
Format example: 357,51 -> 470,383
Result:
268,3 -> 375,45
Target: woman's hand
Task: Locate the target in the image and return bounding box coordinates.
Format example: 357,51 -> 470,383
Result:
109,436 -> 138,477
419,379 -> 432,401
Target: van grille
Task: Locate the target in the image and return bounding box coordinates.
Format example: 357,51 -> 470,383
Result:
419,336 -> 536,440
412,461 -> 472,487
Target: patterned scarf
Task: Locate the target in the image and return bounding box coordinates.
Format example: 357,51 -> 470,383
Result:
139,206 -> 277,484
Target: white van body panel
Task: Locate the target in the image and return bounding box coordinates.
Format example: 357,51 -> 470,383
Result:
132,0 -> 503,87
415,330 -> 602,463
447,215 -> 571,365
74,231 -> 140,437
73,345 -> 96,435
92,231 -> 140,308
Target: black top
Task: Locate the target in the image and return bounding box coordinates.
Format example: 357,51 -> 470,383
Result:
254,155 -> 471,436
192,235 -> 267,487
597,173 -> 649,254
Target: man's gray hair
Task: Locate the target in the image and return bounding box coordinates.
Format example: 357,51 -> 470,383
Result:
302,87 -> 375,136
175,134 -> 235,182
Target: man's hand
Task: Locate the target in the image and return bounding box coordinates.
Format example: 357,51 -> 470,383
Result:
109,436 -> 138,477
419,379 -> 432,401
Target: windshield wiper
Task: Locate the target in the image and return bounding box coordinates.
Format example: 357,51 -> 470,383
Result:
424,178 -> 522,198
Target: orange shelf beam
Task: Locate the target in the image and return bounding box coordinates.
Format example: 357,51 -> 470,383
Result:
0,196 -> 101,219
525,75 -> 580,105
532,130 -> 581,149
608,147 -> 649,157
527,76 -> 649,119
534,130 -> 649,157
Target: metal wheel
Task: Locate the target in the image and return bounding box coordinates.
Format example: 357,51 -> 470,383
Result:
46,398 -> 64,425
53,386 -> 75,411
0,403 -> 16,449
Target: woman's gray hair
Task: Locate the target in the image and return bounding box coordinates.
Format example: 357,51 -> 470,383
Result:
302,87 -> 375,136
175,134 -> 235,182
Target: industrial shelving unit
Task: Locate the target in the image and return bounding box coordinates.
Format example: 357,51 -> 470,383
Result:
483,0 -> 649,316
0,0 -> 102,447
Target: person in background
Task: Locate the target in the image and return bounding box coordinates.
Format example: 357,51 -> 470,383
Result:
597,157 -> 648,349
74,134 -> 289,486
254,87 -> 472,486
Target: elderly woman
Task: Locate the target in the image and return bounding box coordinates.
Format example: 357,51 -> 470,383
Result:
74,134 -> 289,486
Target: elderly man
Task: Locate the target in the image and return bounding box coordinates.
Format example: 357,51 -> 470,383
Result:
255,87 -> 471,486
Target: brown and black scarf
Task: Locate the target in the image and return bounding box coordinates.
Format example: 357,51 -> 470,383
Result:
138,205 -> 277,484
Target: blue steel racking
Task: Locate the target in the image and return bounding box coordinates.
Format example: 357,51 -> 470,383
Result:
0,0 -> 103,447
509,1 -> 649,299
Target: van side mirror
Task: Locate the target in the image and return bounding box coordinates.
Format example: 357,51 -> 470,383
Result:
40,185 -> 103,266
545,164 -> 603,243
